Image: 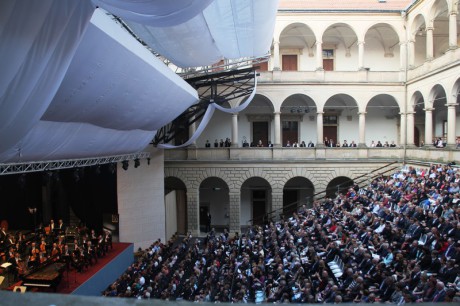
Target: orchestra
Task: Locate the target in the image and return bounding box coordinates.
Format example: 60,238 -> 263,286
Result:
0,220 -> 113,284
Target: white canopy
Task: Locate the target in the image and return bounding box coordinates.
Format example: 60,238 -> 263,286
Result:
96,0 -> 279,68
0,0 -> 279,163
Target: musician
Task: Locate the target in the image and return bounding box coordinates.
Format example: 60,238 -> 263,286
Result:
38,251 -> 47,264
57,219 -> 66,234
6,247 -> 15,261
28,242 -> 40,268
49,219 -> 56,236
51,242 -> 61,260
9,252 -> 23,280
39,239 -> 47,254
72,243 -> 84,272
0,226 -> 7,246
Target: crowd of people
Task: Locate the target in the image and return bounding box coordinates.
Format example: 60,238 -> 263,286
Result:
103,163 -> 460,303
204,137 -> 460,149
0,221 -> 112,280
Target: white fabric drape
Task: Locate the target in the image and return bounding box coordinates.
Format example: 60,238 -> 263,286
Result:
42,10 -> 197,132
92,0 -> 213,27
116,0 -> 279,67
1,122 -> 154,162
0,0 -> 94,155
0,8 -> 198,162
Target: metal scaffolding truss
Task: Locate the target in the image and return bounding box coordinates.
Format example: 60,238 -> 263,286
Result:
152,67 -> 258,146
0,152 -> 150,175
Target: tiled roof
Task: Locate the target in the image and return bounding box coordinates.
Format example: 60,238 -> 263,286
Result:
279,0 -> 414,11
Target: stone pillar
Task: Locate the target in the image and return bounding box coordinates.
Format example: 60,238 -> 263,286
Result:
358,41 -> 365,70
446,103 -> 458,146
426,27 -> 434,60
274,111 -> 281,147
358,112 -> 367,147
424,107 -> 434,146
399,42 -> 407,70
406,111 -> 415,146
273,41 -> 280,70
408,40 -> 415,68
316,111 -> 324,146
231,113 -> 238,147
188,116 -> 196,147
271,190 -> 283,222
187,190 -> 200,236
399,112 -> 407,146
449,12 -> 458,49
316,41 -> 323,70
228,191 -> 241,235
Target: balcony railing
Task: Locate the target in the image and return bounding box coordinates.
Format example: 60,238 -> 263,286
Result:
257,70 -> 404,83
164,146 -> 460,164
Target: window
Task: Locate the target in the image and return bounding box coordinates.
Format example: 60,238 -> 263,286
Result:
323,49 -> 334,58
323,115 -> 338,125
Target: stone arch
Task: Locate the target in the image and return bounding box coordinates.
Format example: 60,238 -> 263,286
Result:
411,91 -> 426,147
164,168 -> 194,192
410,14 -> 427,66
429,84 -> 448,143
365,94 -> 401,146
165,176 -> 187,235
283,176 -> 315,216
429,0 -> 450,58
324,94 -> 359,146
234,168 -> 273,191
199,177 -> 230,232
192,169 -> 233,191
326,176 -> 354,198
239,93 -> 275,147
240,176 -> 273,226
279,22 -> 316,58
322,23 -> 359,71
363,23 -> 401,71
280,94 -> 318,146
277,22 -> 315,71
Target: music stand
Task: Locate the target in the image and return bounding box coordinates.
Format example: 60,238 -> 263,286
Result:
1,262 -> 12,286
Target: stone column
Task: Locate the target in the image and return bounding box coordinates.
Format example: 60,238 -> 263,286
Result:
449,12 -> 458,49
358,41 -> 365,70
316,111 -> 324,146
399,112 -> 407,147
406,111 -> 415,146
399,42 -> 407,70
273,41 -> 280,70
187,190 -> 200,236
358,112 -> 367,147
274,111 -> 281,147
426,27 -> 434,60
446,102 -> 458,146
231,113 -> 238,147
228,191 -> 241,235
271,190 -> 283,222
189,116 -> 196,147
408,40 -> 415,68
316,41 -> 323,70
424,107 -> 434,146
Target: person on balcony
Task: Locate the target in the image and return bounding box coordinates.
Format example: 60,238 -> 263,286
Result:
307,140 -> 315,147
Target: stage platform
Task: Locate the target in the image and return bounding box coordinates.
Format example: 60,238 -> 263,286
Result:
1,243 -> 133,296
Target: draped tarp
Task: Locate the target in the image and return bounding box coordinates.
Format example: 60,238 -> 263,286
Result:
98,0 -> 279,68
0,8 -> 198,162
92,0 -> 213,27
0,0 -> 94,156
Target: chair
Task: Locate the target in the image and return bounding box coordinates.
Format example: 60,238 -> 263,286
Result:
13,286 -> 27,293
418,234 -> 427,246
